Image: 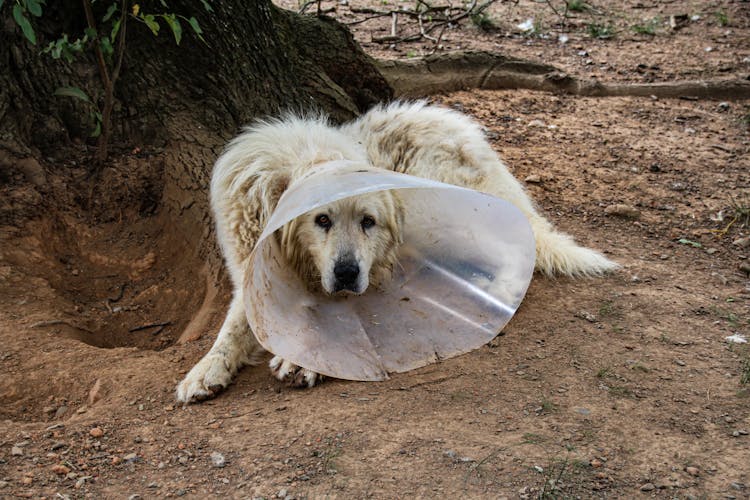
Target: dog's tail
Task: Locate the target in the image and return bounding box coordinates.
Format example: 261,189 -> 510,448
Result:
530,217 -> 619,277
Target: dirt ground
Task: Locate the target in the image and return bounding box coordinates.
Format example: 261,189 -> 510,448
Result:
2,1 -> 750,498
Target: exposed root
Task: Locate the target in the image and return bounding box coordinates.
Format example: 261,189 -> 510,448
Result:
377,50 -> 750,100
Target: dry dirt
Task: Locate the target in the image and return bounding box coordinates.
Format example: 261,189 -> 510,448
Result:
2,1 -> 750,499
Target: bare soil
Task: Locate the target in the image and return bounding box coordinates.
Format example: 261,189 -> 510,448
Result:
2,1 -> 750,498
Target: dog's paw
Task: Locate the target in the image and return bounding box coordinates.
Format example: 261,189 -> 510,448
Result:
176,353 -> 233,403
269,355 -> 321,388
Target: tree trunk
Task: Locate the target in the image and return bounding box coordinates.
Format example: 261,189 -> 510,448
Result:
0,1 -> 393,346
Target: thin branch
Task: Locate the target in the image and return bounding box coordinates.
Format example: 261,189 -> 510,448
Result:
81,0 -> 110,90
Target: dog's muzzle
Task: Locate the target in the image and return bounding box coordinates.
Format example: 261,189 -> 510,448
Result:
333,259 -> 360,293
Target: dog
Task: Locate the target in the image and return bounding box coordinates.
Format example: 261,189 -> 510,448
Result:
175,101 -> 618,403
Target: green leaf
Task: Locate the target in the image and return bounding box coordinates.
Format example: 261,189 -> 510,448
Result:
54,86 -> 92,103
677,238 -> 702,248
141,13 -> 160,35
102,2 -> 117,22
100,36 -> 113,58
186,16 -> 202,34
90,120 -> 102,138
84,27 -> 97,40
162,14 -> 182,44
199,0 -> 212,12
12,4 -> 36,45
25,0 -> 43,17
111,18 -> 121,42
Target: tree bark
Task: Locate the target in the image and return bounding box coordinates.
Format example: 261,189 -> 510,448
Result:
0,1 -> 392,160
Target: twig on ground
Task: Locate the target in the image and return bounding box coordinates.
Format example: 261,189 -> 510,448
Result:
129,321 -> 171,335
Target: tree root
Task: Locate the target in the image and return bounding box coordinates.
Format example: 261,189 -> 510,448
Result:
376,51 -> 750,100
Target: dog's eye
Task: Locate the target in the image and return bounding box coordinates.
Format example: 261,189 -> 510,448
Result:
315,214 -> 332,230
361,216 -> 376,230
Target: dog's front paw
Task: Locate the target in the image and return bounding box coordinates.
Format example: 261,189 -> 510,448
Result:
269,355 -> 322,388
176,353 -> 233,403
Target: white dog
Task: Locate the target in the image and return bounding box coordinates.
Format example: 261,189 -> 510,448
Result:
176,101 -> 617,403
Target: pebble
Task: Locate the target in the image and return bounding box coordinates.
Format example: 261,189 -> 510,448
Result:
604,204 -> 640,219
524,174 -> 542,184
123,453 -> 138,463
528,119 -> 546,128
717,102 -> 730,111
640,482 -> 655,491
675,359 -> 686,366
51,464 -> 71,475
210,451 -> 226,468
739,263 -> 750,275
732,236 -> 750,248
277,489 -> 288,498
11,446 -> 23,456
685,466 -> 700,476
90,427 -> 104,438
591,459 -> 603,468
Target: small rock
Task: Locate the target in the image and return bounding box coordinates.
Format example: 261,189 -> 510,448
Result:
128,495 -> 142,500
685,466 -> 700,476
123,452 -> 138,463
640,482 -> 655,491
705,248 -> 718,255
528,119 -> 546,128
51,464 -> 71,475
591,459 -> 603,468
11,446 -> 23,456
210,451 -> 226,468
89,427 -> 104,438
732,236 -> 750,248
604,204 -> 640,219
739,263 -> 750,275
54,406 -> 68,419
20,476 -> 33,485
524,174 -> 542,184
675,359 -> 686,366
277,489 -> 288,498
575,311 -> 597,323
731,482 -> 746,490
717,102 -> 730,111
88,379 -> 102,405
0,480 -> 8,488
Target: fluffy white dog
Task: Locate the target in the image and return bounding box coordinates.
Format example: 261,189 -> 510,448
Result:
176,101 -> 617,403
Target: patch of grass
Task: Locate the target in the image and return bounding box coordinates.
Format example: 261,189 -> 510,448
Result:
598,300 -> 622,319
596,367 -> 612,379
659,332 -> 672,344
632,17 -> 661,35
566,0 -> 588,12
538,457 -> 570,499
729,195 -> 750,228
540,397 -> 558,414
587,22 -> 615,39
715,10 -> 729,26
741,353 -> 750,386
470,11 -> 497,31
630,363 -> 651,373
608,385 -> 632,398
522,433 -> 547,445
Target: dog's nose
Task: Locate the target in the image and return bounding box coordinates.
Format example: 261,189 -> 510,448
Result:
333,260 -> 360,289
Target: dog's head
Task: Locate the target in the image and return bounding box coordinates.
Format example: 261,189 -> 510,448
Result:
280,191 -> 404,295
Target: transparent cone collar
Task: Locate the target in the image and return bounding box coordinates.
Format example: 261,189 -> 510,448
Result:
243,161 -> 535,381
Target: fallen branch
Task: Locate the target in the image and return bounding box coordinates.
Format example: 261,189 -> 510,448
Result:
376,50 -> 750,100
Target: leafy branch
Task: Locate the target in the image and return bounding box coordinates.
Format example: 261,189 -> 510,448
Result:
4,0 -> 210,163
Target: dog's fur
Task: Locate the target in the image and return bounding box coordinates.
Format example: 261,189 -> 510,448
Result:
175,101 -> 618,403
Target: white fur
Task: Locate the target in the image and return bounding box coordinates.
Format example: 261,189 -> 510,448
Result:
175,101 -> 618,403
